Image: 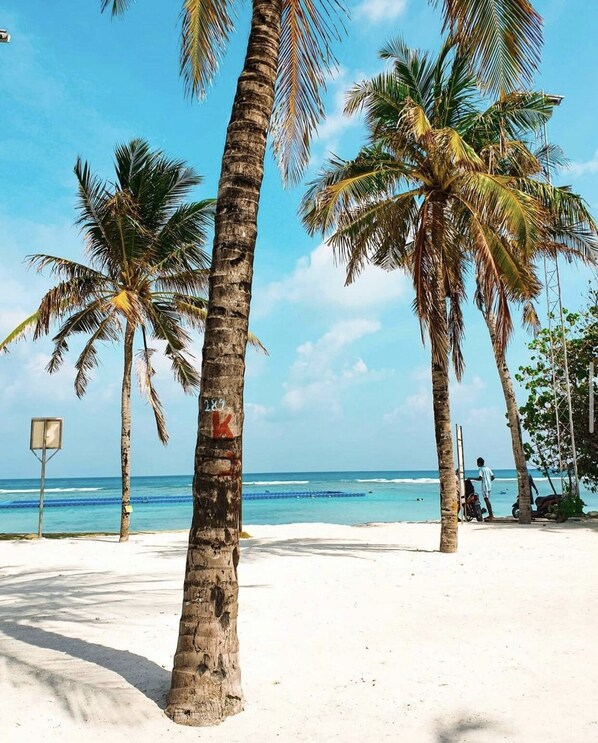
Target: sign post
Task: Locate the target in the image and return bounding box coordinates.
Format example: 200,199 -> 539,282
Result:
455,424 -> 466,522
30,418 -> 63,538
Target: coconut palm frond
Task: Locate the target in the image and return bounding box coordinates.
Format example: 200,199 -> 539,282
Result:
0,312 -> 39,353
166,345 -> 201,393
534,141 -> 568,178
344,71 -> 411,133
329,191 -> 420,282
145,300 -> 192,352
448,294 -> 466,379
26,254 -> 109,283
136,330 -> 169,444
271,0 -> 347,185
171,296 -> 209,331
464,92 -> 553,145
74,156 -> 120,274
47,300 -> 115,374
301,148 -> 409,235
180,0 -> 235,98
155,270 -> 210,295
521,300 -> 540,333
458,171 -> 545,255
248,331 -> 268,355
437,0 -> 543,96
145,303 -> 201,391
100,0 -> 133,16
378,37 -> 436,111
34,278 -> 105,339
149,201 -> 214,272
74,313 -> 120,397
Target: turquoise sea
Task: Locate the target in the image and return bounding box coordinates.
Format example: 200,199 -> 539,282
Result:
1,470 -> 596,534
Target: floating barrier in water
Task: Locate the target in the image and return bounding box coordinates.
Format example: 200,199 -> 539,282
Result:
0,490 -> 366,510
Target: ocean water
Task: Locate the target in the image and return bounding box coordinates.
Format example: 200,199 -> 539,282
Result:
1,470 -> 596,535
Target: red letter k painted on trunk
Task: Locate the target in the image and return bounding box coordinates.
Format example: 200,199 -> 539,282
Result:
212,411 -> 233,439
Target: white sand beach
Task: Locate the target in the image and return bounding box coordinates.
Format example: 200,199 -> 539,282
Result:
1,521 -> 597,742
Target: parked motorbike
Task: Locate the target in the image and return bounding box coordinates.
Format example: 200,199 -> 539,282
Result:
464,479 -> 487,522
511,493 -> 562,520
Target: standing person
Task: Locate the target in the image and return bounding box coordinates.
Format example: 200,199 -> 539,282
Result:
474,457 -> 495,520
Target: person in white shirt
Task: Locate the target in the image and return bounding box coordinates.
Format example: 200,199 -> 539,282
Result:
474,457 -> 495,520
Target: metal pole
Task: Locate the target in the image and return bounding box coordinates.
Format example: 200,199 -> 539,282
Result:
38,443 -> 47,538
456,424 -> 466,522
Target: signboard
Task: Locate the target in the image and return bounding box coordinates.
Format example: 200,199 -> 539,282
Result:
30,418 -> 63,451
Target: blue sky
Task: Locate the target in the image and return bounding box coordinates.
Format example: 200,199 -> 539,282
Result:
0,0 -> 596,478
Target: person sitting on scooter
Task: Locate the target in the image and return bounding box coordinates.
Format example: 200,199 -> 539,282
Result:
464,478 -> 484,521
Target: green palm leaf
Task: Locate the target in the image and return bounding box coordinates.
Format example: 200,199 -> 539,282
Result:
436,0 -> 543,96
0,312 -> 39,353
272,0 -> 346,184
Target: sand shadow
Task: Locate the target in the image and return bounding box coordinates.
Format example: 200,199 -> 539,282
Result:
241,537 -> 438,562
0,647 -> 153,726
472,519 -> 598,535
0,620 -> 171,709
435,715 -> 502,742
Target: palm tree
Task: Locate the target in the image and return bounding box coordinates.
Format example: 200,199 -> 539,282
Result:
100,0 -> 545,726
300,39 -> 562,552
0,139 -> 214,541
469,134 -> 597,523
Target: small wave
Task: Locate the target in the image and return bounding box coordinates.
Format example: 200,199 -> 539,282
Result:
356,478 -> 440,484
495,477 -> 549,482
0,487 -> 102,494
242,480 -> 309,486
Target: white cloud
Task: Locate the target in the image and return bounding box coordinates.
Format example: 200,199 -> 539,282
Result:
255,242 -> 406,317
314,75 -> 357,146
567,150 -> 598,177
383,370 -> 487,424
384,388 -> 431,423
354,0 -> 408,23
465,406 -> 503,426
310,66 -> 370,167
1,351 -> 77,404
245,402 -> 273,421
281,319 -> 381,414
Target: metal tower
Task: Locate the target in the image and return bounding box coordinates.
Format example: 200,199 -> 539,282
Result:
541,98 -> 579,496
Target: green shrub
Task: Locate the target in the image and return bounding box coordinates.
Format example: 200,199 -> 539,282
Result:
550,494 -> 586,522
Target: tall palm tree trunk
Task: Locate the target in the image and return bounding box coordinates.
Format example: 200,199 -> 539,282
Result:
166,0 -> 281,727
428,202 -> 458,553
432,357 -> 458,552
431,260 -> 458,553
483,308 -> 532,524
119,320 -> 135,542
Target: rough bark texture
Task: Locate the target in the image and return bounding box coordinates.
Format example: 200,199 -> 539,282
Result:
166,0 -> 281,727
119,320 -> 134,542
430,267 -> 459,553
483,309 -> 532,524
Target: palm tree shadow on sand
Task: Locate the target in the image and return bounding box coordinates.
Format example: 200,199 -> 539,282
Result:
435,716 -> 503,742
0,621 -> 171,711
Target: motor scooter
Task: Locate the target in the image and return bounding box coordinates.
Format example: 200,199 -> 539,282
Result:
464,479 -> 487,522
511,493 -> 562,520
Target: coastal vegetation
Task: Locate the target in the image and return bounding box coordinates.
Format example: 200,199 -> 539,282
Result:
472,144 -> 597,522
300,38 -> 593,551
99,0 -> 547,726
0,139 -> 215,541
517,288 -> 598,495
